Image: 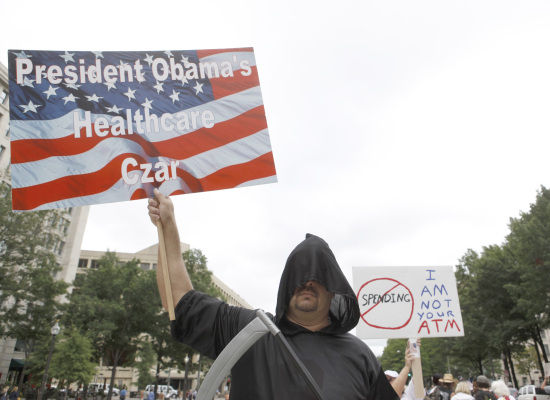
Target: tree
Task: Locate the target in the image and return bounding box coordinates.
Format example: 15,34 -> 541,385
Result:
506,186 -> 550,369
134,341 -> 155,390
0,182 -> 69,388
141,249 -> 222,396
67,253 -> 155,400
47,327 -> 95,397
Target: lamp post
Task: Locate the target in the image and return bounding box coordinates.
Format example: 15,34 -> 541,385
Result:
183,356 -> 189,393
38,321 -> 61,400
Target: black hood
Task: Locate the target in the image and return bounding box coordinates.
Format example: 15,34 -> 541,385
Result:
275,233 -> 360,334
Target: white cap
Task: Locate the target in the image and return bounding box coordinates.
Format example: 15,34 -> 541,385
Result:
385,370 -> 399,378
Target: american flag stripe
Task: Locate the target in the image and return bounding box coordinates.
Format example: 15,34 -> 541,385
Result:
9,48 -> 276,210
12,127 -> 271,189
13,150 -> 276,210
11,101 -> 266,168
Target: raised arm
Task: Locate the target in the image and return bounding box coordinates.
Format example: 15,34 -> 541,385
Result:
391,344 -> 415,397
148,189 -> 193,310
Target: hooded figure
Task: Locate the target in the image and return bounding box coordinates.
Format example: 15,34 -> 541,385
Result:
171,234 -> 398,400
275,233 -> 360,335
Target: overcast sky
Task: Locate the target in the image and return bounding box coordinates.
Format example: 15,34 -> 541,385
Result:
3,0 -> 550,355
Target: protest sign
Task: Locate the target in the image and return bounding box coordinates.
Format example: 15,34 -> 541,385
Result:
8,48 -> 276,210
353,266 -> 464,339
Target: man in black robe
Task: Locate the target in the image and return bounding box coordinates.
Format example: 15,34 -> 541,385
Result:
148,189 -> 398,400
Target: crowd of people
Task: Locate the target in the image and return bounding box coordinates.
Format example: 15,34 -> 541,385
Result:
385,357 -> 549,400
0,385 -> 18,400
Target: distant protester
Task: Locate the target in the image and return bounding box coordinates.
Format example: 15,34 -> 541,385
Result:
473,376 -> 496,400
490,380 -> 514,400
451,381 -> 474,400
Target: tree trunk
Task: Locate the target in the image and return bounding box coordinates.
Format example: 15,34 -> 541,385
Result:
108,351 -> 120,400
532,332 -> 545,377
154,363 -> 160,400
478,358 -> 484,375
505,348 -> 519,389
535,325 -> 549,363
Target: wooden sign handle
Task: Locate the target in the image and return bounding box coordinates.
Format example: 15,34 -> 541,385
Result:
409,338 -> 424,398
157,220 -> 175,321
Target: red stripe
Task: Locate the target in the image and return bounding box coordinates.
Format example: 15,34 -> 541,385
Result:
12,151 -> 276,210
197,47 -> 254,59
12,105 -> 266,164
209,67 -> 259,100
173,151 -> 276,192
12,153 -> 148,210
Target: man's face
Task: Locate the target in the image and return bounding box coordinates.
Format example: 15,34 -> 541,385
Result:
288,280 -> 332,315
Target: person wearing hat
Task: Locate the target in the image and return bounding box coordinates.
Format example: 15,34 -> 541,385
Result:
440,374 -> 456,398
385,370 -> 399,382
473,376 -> 496,400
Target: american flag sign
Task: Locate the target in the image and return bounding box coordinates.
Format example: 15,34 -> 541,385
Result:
8,48 -> 277,211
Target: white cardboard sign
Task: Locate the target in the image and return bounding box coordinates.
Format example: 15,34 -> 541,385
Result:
352,266 -> 464,339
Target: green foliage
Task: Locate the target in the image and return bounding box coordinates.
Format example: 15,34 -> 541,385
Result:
183,249 -> 224,299
134,341 -> 155,389
48,327 -> 96,387
138,248 -> 221,386
0,182 -> 69,387
380,185 -> 550,382
67,253 -> 156,398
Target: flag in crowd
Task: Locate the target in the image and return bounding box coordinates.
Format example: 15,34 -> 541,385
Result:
8,48 -> 276,211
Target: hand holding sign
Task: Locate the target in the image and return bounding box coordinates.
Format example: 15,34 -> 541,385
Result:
148,189 -> 192,320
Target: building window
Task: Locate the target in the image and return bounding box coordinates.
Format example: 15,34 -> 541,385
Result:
57,241 -> 65,255
152,263 -> 157,270
0,90 -> 7,104
0,145 -> 5,160
140,263 -> 150,270
78,258 -> 89,269
14,339 -> 25,352
90,259 -> 100,269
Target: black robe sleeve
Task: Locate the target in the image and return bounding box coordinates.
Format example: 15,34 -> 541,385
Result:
170,290 -> 255,359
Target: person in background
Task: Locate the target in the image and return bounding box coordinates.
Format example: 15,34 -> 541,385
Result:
451,381 -> 474,400
427,374 -> 449,400
490,380 -> 514,400
7,386 -> 18,400
505,382 -> 518,398
439,374 -> 455,399
120,386 -> 127,400
0,385 -> 9,400
473,376 -> 496,400
387,342 -> 417,397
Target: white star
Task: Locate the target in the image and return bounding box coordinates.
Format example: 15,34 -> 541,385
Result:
180,55 -> 191,67
118,60 -> 130,70
169,89 -> 179,103
141,98 -> 153,109
180,75 -> 189,86
153,81 -> 164,94
106,104 -> 123,114
164,50 -> 174,58
193,81 -> 204,95
21,77 -> 35,88
144,54 -> 154,66
19,100 -> 41,114
62,93 -> 78,105
85,94 -> 102,103
59,51 -> 75,63
104,81 -> 117,91
13,50 -> 32,59
123,87 -> 136,101
64,82 -> 81,90
92,51 -> 104,59
43,85 -> 58,99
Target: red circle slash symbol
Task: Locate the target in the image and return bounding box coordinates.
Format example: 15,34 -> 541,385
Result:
356,278 -> 414,330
